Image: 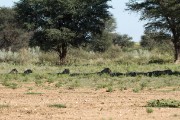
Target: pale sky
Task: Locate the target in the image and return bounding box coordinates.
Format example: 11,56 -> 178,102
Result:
0,0 -> 145,42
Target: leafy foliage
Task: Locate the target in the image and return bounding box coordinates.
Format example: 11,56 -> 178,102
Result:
2,80 -> 18,89
147,99 -> 180,108
32,28 -> 75,63
89,17 -> 116,52
15,0 -> 112,41
31,28 -> 74,53
126,0 -> 180,62
113,33 -> 134,48
0,7 -> 15,30
140,30 -> 173,51
0,7 -> 30,51
49,104 -> 66,108
146,108 -> 153,113
90,31 -> 113,52
15,0 -> 112,62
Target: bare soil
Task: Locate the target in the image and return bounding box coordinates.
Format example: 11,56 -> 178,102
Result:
0,85 -> 180,120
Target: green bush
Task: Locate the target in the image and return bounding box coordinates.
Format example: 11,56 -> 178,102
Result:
146,108 -> 153,113
2,81 -> 18,89
147,99 -> 180,108
0,104 -> 9,109
48,104 -> 66,108
106,87 -> 114,92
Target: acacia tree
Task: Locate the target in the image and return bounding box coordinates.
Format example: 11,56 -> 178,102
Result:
112,33 -> 134,48
126,0 -> 180,63
31,28 -> 75,63
140,30 -> 172,51
0,7 -> 30,51
90,17 -> 116,52
15,0 -> 112,63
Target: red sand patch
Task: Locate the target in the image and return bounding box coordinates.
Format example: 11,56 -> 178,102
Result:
0,85 -> 180,120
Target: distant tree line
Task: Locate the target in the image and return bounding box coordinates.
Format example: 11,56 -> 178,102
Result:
0,0 -> 135,64
1,0 -> 179,64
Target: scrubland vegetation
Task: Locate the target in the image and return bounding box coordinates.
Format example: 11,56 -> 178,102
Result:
0,46 -> 179,92
0,0 -> 180,119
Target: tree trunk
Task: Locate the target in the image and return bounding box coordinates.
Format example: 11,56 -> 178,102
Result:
174,42 -> 180,64
57,42 -> 68,64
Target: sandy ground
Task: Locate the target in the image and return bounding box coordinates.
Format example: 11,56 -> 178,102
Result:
0,85 -> 180,120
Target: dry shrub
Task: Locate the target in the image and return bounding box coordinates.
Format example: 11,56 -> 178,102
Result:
38,52 -> 59,65
17,47 -> 40,65
18,48 -> 31,64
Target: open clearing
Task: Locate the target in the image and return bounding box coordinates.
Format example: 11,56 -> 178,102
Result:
0,84 -> 180,120
0,63 -> 180,120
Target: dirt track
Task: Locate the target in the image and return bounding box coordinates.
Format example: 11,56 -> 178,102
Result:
0,85 -> 180,120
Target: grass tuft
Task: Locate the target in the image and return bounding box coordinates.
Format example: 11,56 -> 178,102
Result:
147,99 -> 180,108
0,104 -> 9,109
26,92 -> 43,95
146,108 -> 153,113
132,88 -> 140,93
2,81 -> 18,89
48,104 -> 66,108
106,87 -> 114,92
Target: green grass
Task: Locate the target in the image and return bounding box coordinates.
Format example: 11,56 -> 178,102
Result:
35,80 -> 43,86
0,62 -> 180,91
146,108 -> 153,113
48,104 -> 66,108
1,81 -> 18,89
132,88 -> 140,93
55,81 -> 64,88
106,87 -> 114,92
67,80 -> 81,89
25,92 -> 43,95
0,104 -> 9,109
147,99 -> 180,108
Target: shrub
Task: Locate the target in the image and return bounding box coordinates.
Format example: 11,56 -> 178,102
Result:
132,88 -> 140,93
48,104 -> 66,108
26,92 -> 43,95
0,104 -> 9,109
146,108 -> 153,113
55,81 -> 63,88
147,99 -> 180,108
2,81 -> 18,89
38,52 -> 59,65
106,87 -> 114,92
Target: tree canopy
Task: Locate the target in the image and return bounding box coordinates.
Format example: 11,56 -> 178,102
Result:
0,7 -> 30,51
140,30 -> 172,51
113,33 -> 134,49
126,0 -> 180,62
15,0 -> 112,63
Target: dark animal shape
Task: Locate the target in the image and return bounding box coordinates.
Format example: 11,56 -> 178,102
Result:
110,72 -> 124,77
9,69 -> 18,74
163,70 -> 173,75
98,68 -> 111,75
24,69 -> 33,74
126,72 -> 138,77
126,72 -> 145,77
172,71 -> 180,76
147,70 -> 173,77
62,69 -> 70,74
